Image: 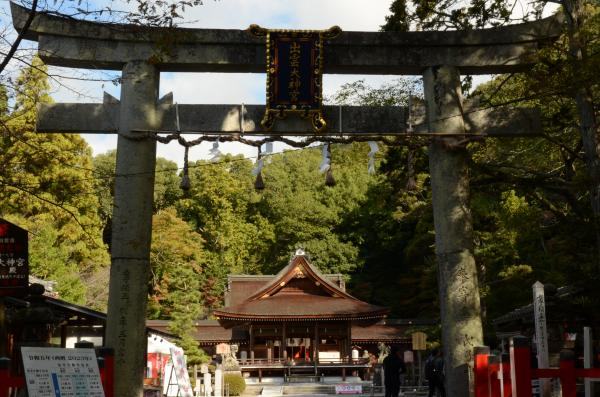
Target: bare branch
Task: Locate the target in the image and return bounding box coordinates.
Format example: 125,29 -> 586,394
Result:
0,0 -> 38,75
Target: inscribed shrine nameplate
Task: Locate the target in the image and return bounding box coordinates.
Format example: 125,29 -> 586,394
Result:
249,24 -> 341,132
21,347 -> 104,397
0,219 -> 28,296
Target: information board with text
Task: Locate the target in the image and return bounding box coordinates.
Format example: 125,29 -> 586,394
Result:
21,347 -> 104,397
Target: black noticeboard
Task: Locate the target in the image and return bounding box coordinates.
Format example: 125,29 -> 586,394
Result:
0,219 -> 29,296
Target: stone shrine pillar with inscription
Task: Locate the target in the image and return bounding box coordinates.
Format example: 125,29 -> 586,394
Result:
424,65 -> 484,397
105,61 -> 160,397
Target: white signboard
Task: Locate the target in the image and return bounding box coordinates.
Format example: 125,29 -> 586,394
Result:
170,346 -> 194,397
335,384 -> 362,394
318,351 -> 340,362
21,347 -> 104,397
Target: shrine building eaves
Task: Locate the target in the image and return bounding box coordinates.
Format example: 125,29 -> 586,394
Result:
11,2 -> 563,75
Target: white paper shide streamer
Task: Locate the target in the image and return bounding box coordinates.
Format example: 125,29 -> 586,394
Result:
264,142 -> 273,164
319,143 -> 331,173
252,158 -> 264,176
209,141 -> 222,162
252,144 -> 268,190
367,141 -> 379,174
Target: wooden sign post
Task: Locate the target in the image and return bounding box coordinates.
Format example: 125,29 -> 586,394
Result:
412,332 -> 427,385
533,281 -> 551,397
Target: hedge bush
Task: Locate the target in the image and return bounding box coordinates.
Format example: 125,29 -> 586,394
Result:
224,373 -> 246,396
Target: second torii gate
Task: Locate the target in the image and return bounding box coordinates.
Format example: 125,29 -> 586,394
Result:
11,3 -> 561,396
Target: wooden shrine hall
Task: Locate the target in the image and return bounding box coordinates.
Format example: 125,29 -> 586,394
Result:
150,251 -> 431,381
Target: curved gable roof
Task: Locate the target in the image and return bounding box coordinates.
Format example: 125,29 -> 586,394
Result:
214,254 -> 388,322
246,255 -> 354,301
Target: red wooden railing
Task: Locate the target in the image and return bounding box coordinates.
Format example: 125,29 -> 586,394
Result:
0,348 -> 114,397
474,336 -> 600,397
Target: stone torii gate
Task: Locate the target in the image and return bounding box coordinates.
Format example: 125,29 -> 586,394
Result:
11,3 -> 561,396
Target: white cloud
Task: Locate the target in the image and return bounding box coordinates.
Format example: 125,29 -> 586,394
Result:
159,73 -> 265,104
177,0 -> 391,31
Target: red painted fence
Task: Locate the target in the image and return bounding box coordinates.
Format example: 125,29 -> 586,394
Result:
0,348 -> 114,397
474,336 -> 600,397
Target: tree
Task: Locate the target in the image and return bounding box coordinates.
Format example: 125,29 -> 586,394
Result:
0,58 -> 109,305
327,79 -> 439,316
383,0 -> 600,269
148,208 -> 209,363
176,155 -> 275,307
255,145 -> 372,274
93,150 -> 182,246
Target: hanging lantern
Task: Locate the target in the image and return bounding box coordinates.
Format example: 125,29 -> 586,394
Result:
254,172 -> 265,190
180,173 -> 191,192
325,168 -> 336,187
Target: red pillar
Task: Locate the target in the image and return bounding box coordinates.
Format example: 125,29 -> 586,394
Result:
474,346 -> 490,397
488,355 -> 501,397
98,347 -> 115,397
510,336 -> 532,397
501,353 -> 512,397
0,357 -> 9,397
559,350 -> 576,397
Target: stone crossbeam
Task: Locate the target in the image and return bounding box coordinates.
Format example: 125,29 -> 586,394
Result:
11,2 -> 562,75
37,99 -> 541,137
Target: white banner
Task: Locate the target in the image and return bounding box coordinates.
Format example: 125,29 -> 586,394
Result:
335,384 -> 362,394
170,347 -> 194,397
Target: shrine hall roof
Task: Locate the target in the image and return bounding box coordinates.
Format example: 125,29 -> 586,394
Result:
213,254 -> 389,321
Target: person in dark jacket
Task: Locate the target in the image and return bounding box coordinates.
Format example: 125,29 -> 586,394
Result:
383,346 -> 406,397
425,349 -> 445,397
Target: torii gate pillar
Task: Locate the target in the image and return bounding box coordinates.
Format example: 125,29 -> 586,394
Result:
105,61 -> 159,397
425,65 -> 484,397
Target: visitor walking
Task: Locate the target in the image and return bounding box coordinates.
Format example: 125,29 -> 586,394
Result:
383,346 -> 406,397
425,348 -> 445,397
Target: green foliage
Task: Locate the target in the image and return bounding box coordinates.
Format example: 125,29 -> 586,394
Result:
92,151 -> 182,245
223,373 -> 246,396
176,155 -> 274,308
376,0 -> 599,340
149,208 -> 209,364
382,0 -> 534,31
256,144 -> 372,274
0,57 -> 109,306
